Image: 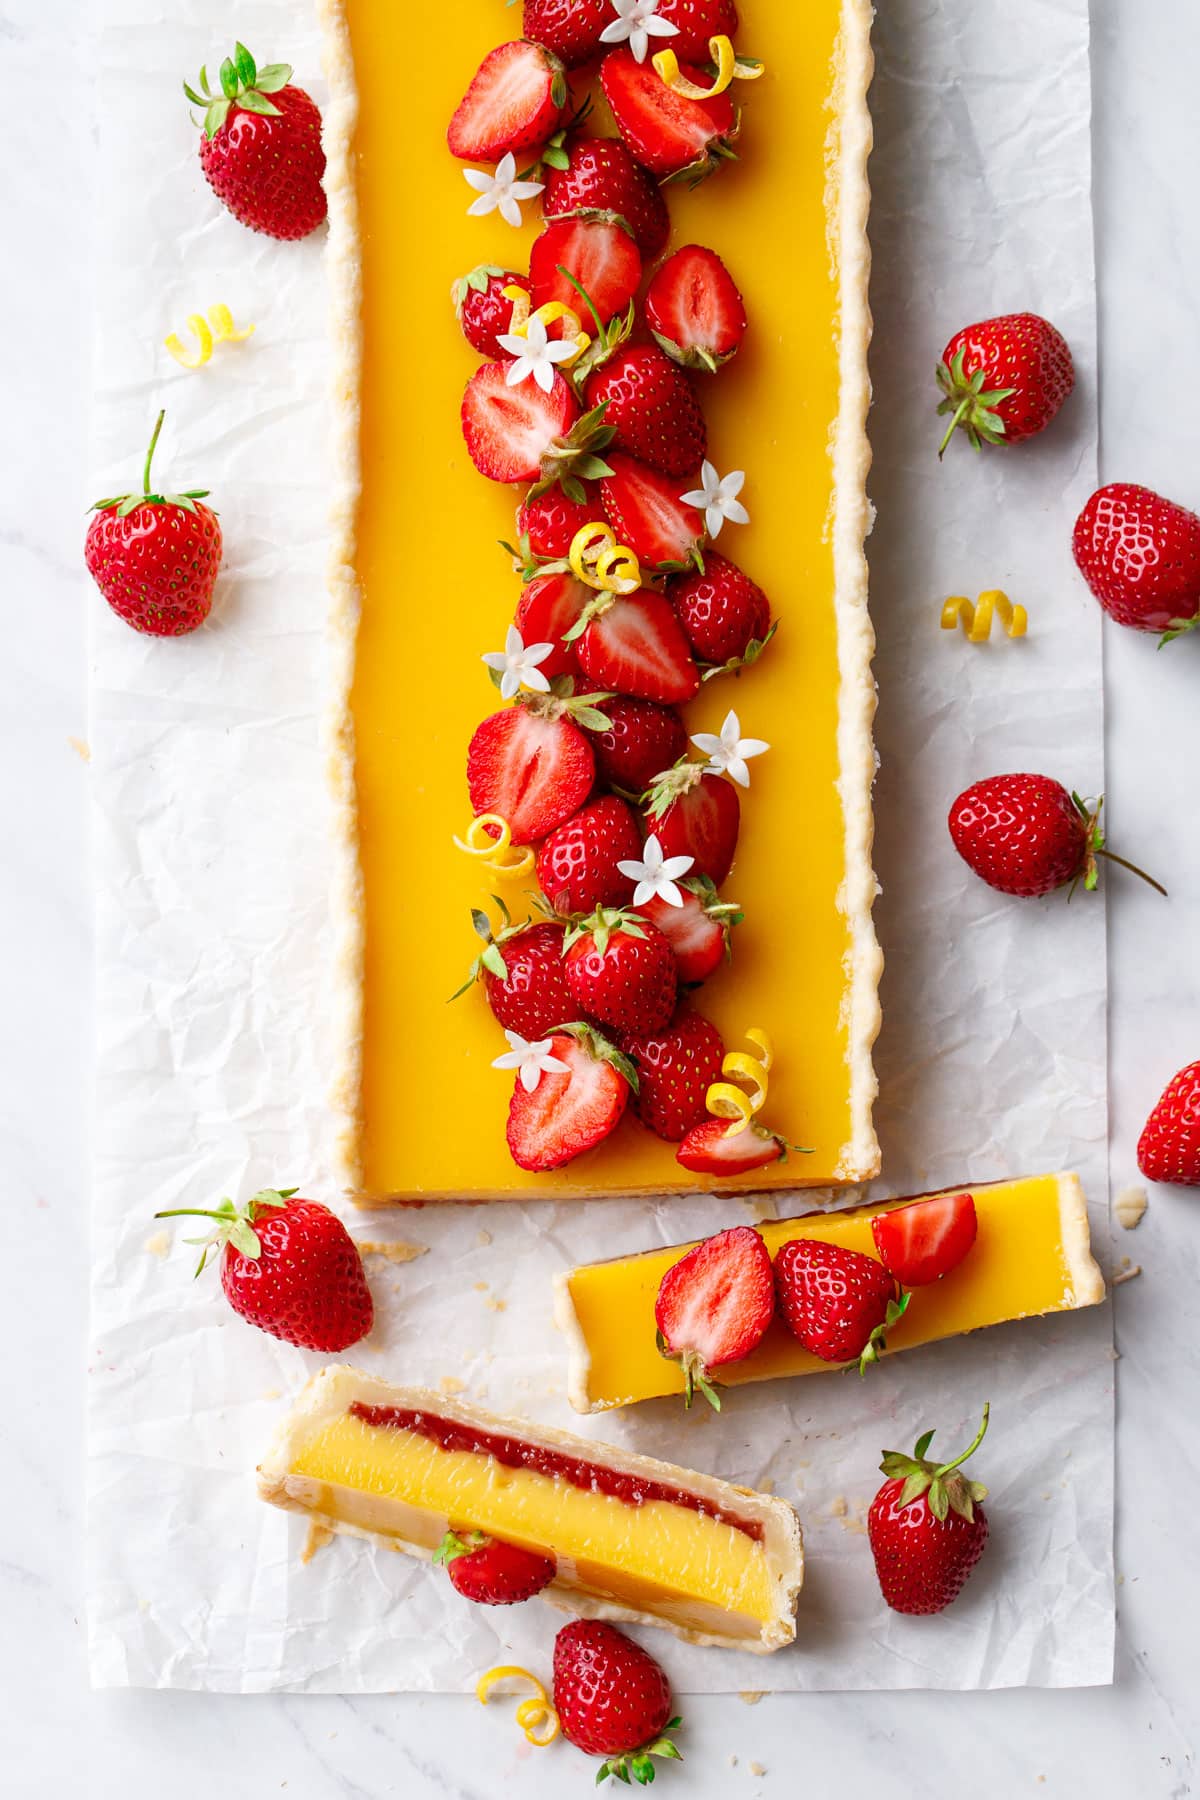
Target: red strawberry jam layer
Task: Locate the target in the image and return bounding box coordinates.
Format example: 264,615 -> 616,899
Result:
347,1403 -> 763,1541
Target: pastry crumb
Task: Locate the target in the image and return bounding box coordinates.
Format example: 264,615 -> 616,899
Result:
1112,1262 -> 1142,1286
474,1281 -> 489,1292
262,1387 -> 281,1402
68,735 -> 91,762
827,1495 -> 847,1517
741,1196 -> 779,1224
757,1477 -> 775,1494
356,1239 -> 428,1265
143,1230 -> 171,1260
729,1753 -> 739,1768
750,1762 -> 767,1777
476,1228 -> 492,1247
439,1376 -> 466,1395
301,1523 -> 334,1565
1114,1186 -> 1148,1230
739,1690 -> 766,1705
485,1295 -> 507,1312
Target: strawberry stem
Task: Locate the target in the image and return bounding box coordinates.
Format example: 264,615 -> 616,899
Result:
1093,847 -> 1167,897
937,396 -> 973,460
143,410 -> 166,496
931,1402 -> 990,1479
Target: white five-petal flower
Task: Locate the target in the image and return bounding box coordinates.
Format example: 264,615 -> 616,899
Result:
681,462 -> 751,539
491,1029 -> 570,1094
599,0 -> 679,64
690,710 -> 770,790
616,833 -> 695,909
482,624 -> 555,701
497,312 -> 580,393
464,151 -> 545,229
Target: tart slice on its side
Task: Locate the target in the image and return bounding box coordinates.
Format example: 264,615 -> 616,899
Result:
257,1366 -> 804,1652
556,1173 -> 1106,1413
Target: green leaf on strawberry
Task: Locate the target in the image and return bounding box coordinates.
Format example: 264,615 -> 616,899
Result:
184,42 -> 292,138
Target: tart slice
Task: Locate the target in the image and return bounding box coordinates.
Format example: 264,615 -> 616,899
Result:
257,1365 -> 804,1652
556,1173 -> 1106,1412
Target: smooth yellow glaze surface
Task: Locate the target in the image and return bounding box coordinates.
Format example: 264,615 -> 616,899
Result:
347,0 -> 862,1196
565,1176 -> 1098,1409
291,1412 -> 775,1623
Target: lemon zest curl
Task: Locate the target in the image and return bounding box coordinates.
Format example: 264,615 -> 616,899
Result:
453,814 -> 536,880
476,1665 -> 560,1747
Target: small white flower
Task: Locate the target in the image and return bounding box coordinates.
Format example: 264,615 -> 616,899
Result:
681,462 -> 751,539
491,1029 -> 570,1094
482,624 -> 554,701
497,312 -> 580,393
617,833 -> 695,909
691,710 -> 770,790
464,152 -> 545,229
599,0 -> 679,64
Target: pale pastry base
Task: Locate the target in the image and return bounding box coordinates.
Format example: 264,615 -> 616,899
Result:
258,1365 -> 804,1653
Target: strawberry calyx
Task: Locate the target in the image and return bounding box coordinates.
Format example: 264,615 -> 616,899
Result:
700,619 -> 778,682
153,1186 -> 297,1277
91,411 -> 212,519
184,42 -> 292,139
432,1527 -> 487,1567
684,873 -> 743,938
858,1290 -> 911,1375
1068,792 -> 1167,898
524,677 -> 614,732
529,402 -> 616,505
936,347 -> 1018,457
643,758 -> 706,821
450,896 -> 536,999
878,1403 -> 991,1523
564,904 -> 646,958
451,262 -> 512,317
1160,615 -> 1200,646
654,1328 -> 722,1412
597,1719 -> 684,1787
555,1020 -> 641,1094
554,260 -> 637,387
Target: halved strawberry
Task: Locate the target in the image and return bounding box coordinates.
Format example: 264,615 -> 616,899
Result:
668,552 -> 772,670
601,453 -> 707,571
543,136 -> 670,260
645,762 -> 740,886
506,1024 -> 635,1172
523,0 -> 612,67
645,244 -> 748,374
515,571 -> 590,680
467,696 -> 602,843
586,695 -> 688,794
516,486 -> 598,561
447,40 -> 569,162
536,794 -> 642,916
600,47 -> 738,181
656,0 -> 740,62
462,366 -> 613,497
565,907 -> 677,1035
676,1119 -> 786,1176
619,1007 -> 724,1142
529,217 -> 643,327
572,588 -> 701,705
871,1193 -> 978,1287
639,874 -> 741,983
452,265 -> 532,360
654,1222 -> 773,1407
584,346 -> 708,478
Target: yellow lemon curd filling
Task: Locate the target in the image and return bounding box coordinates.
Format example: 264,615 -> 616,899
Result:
559,1174 -> 1106,1411
341,0 -> 877,1198
287,1407 -> 776,1631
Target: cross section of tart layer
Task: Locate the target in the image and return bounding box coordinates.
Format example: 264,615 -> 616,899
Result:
556,1173 -> 1106,1412
318,0 -> 880,1198
257,1366 -> 803,1651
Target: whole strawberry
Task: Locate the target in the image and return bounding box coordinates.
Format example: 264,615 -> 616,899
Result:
937,312 -> 1074,455
552,1620 -> 682,1785
948,774 -> 1164,899
516,486 -> 598,562
654,1222 -> 773,1407
868,1406 -> 991,1615
434,1530 -> 555,1605
565,906 -> 678,1035
544,136 -> 670,261
668,552 -> 773,670
85,412 -> 222,637
1137,1060 -> 1200,1185
523,0 -> 612,69
1072,483 -> 1200,637
185,45 -> 327,240
584,345 -> 707,478
536,795 -> 643,916
587,696 -> 689,795
155,1187 -> 373,1352
452,265 -> 532,360
452,903 -> 573,1040
774,1238 -> 906,1370
619,1007 -> 724,1141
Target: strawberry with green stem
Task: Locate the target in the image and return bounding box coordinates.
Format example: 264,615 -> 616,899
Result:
185,44 -> 327,240
452,900 -> 573,1040
552,1620 -> 682,1786
936,313 -> 1074,456
948,775 -> 1165,900
868,1406 -> 991,1615
504,1023 -> 637,1171
564,906 -> 678,1035
434,1530 -> 556,1605
774,1238 -> 909,1372
452,265 -> 533,359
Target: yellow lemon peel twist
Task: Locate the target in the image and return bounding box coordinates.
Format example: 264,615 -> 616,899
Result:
164,304 -> 256,370
940,590 -> 1028,642
503,287 -> 591,368
476,1666 -> 560,1748
653,35 -> 764,100
706,1027 -> 773,1138
453,814 -> 536,880
568,522 -> 643,597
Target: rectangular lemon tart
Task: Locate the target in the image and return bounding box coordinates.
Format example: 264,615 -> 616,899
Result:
318,0 -> 879,1199
258,1365 -> 803,1650
556,1173 -> 1106,1411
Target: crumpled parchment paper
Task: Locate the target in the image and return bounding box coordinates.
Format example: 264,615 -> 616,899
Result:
87,0 -> 1114,1692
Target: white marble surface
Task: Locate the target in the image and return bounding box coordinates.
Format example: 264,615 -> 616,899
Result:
3,0 -> 1199,1793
